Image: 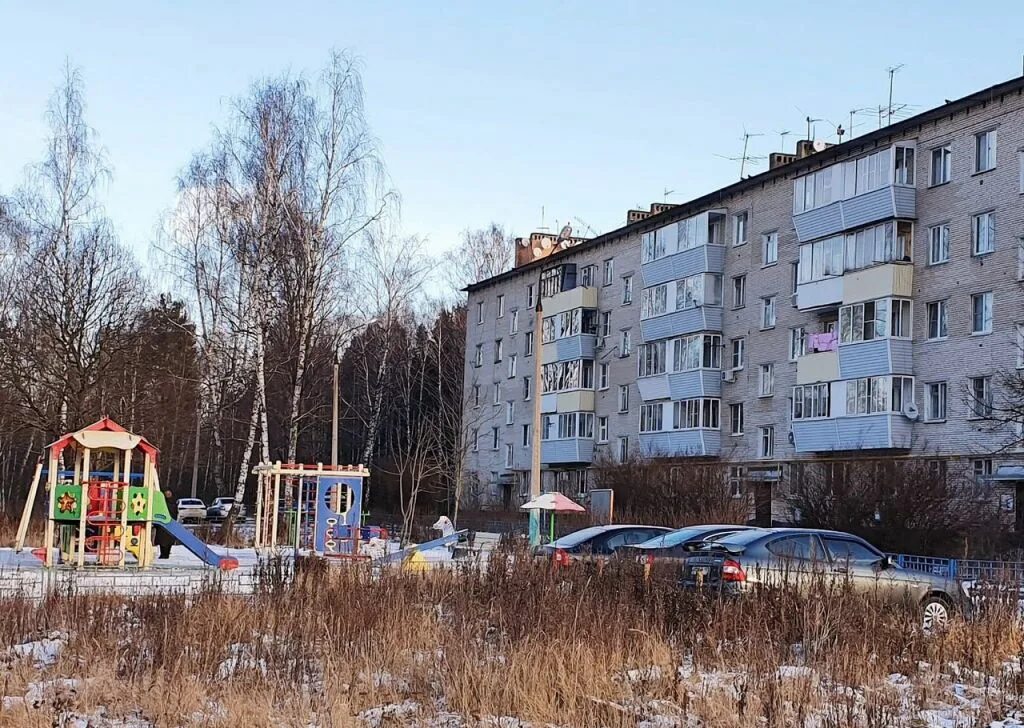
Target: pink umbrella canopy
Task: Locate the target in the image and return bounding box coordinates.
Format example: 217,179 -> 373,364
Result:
520,492 -> 586,513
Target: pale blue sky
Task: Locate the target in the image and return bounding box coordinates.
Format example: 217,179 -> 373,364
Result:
2,1 -> 1023,263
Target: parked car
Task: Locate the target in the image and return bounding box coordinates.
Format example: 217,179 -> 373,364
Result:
625,524 -> 754,567
679,528 -> 970,630
176,498 -> 206,523
534,525 -> 672,567
207,497 -> 246,522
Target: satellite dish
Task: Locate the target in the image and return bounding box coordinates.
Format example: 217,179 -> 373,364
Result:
812,139 -> 827,152
902,402 -> 919,421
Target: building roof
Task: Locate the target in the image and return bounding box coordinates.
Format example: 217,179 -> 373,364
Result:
464,73 -> 1024,294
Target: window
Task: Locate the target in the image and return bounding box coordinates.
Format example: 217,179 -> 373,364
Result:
618,384 -> 629,413
510,310 -> 519,334
797,235 -> 844,284
930,144 -> 951,186
524,331 -> 534,356
639,403 -> 664,433
523,376 -> 531,400
822,538 -> 883,566
603,259 -> 614,285
893,145 -> 915,186
579,265 -> 597,287
521,424 -> 531,448
792,383 -> 831,419
641,284 -> 668,318
731,338 -> 745,370
540,359 -> 593,393
473,344 -> 483,367
491,427 -> 499,450
597,416 -> 608,443
526,284 -> 536,309
598,362 -> 609,390
617,436 -> 629,462
675,272 -> 723,310
641,226 -> 671,263
1019,237 -> 1024,281
599,311 -> 611,338
732,275 -> 746,308
972,292 -> 993,334
730,403 -> 744,435
1017,323 -> 1024,369
476,301 -> 484,324
845,376 -> 914,415
969,376 -> 992,418
621,275 -> 633,304
1020,149 -> 1024,193
762,231 -> 778,265
671,399 -> 720,429
471,428 -> 479,452
494,339 -> 505,363
670,334 -> 722,372
975,129 -> 997,173
789,327 -> 806,361
472,385 -> 480,407
927,301 -> 948,340
733,212 -> 748,246
759,364 -> 774,397
504,443 -> 513,467
496,295 -> 505,318
759,426 -> 775,459
507,354 -> 517,378
928,224 -> 950,265
493,382 -> 501,405
620,329 -> 632,356
925,382 -> 947,421
637,341 -> 667,377
728,466 -> 744,498
761,296 -> 776,329
791,261 -> 799,295
839,298 -> 911,343
972,211 -> 995,255
539,412 -> 596,441
973,459 -> 993,480
890,299 -> 911,338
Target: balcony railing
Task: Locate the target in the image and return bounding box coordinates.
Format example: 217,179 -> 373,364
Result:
638,430 -> 721,458
791,413 -> 913,453
541,438 -> 594,464
793,185 -> 916,243
637,370 -> 721,401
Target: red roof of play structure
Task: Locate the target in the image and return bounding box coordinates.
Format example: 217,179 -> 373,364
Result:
47,417 -> 160,462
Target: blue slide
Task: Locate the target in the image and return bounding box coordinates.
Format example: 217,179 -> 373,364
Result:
154,517 -> 239,570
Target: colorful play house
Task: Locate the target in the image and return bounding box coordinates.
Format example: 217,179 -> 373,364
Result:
252,461 -> 379,556
15,418 -> 237,571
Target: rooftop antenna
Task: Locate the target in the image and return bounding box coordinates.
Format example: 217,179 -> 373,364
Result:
538,205 -> 548,232
886,64 -> 905,125
573,216 -> 601,237
663,188 -> 676,202
805,115 -> 822,141
774,129 -> 791,153
848,107 -> 874,140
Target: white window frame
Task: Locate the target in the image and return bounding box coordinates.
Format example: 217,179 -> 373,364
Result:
789,327 -> 806,361
491,427 -> 499,450
620,329 -> 632,357
732,275 -> 746,308
1019,148 -> 1024,194
522,424 -> 531,448
621,274 -> 633,305
472,384 -> 480,407
496,295 -> 505,318
473,344 -> 483,367
731,337 -> 745,370
730,403 -> 744,436
927,300 -> 948,340
928,223 -> 950,265
758,426 -> 775,459
471,428 -> 479,452
925,381 -> 947,422
493,382 -> 501,405
579,264 -> 597,287
526,284 -> 536,309
524,331 -> 534,356
523,376 -> 531,400
762,231 -> 779,266
508,354 -> 517,378
975,129 -> 997,173
639,403 -> 664,433
733,211 -> 748,246
618,384 -> 629,413
506,398 -> 515,424
510,309 -> 519,334
930,143 -> 951,186
791,382 -> 831,420
971,292 -> 993,335
972,211 -> 995,256
476,301 -> 484,324
598,362 -> 609,390
1017,323 -> 1024,369
617,436 -> 629,462
968,376 -> 992,418
758,363 -> 774,397
603,259 -> 614,286
761,296 -> 777,329
596,416 -> 608,443
505,443 -> 514,467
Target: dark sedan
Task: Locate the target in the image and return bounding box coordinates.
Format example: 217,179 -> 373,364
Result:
534,525 -> 672,567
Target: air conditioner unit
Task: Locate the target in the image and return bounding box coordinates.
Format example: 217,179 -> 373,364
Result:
722,369 -> 735,383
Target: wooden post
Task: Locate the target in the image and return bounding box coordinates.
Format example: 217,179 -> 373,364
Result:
44,451 -> 58,568
77,448 -> 91,567
142,453 -> 154,569
271,468 -> 282,548
118,449 -> 131,568
15,462 -> 43,552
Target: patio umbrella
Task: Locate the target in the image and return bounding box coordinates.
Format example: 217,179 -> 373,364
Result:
520,492 -> 586,542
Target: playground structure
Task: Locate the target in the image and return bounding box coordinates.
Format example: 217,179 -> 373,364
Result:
253,461 -> 466,563
15,418 -> 237,571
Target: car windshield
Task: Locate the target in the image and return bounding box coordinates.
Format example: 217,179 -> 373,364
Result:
633,527 -> 724,550
179,499 -> 202,506
550,526 -> 611,548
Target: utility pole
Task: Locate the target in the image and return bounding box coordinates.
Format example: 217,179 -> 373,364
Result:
331,356 -> 339,466
529,278 -> 544,546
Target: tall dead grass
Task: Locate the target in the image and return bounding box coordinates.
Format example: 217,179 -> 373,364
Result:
1,548 -> 1022,726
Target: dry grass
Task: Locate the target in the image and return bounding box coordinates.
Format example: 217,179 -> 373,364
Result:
1,549 -> 1023,726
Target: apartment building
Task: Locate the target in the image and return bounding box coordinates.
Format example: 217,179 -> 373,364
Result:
463,75 -> 1024,519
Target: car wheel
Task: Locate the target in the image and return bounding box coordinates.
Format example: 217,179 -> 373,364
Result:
922,595 -> 952,631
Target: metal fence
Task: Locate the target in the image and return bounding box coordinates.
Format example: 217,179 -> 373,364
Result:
894,554 -> 1024,582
